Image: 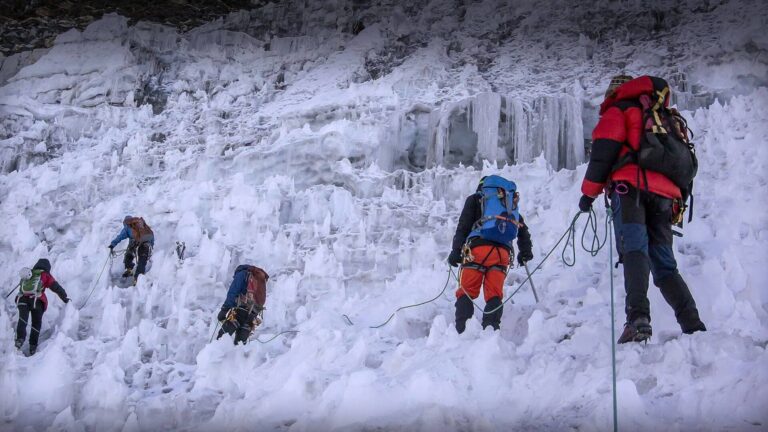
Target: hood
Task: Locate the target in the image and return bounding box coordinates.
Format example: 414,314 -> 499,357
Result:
600,75 -> 671,114
33,258 -> 51,272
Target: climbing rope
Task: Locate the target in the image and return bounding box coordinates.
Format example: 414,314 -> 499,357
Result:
346,208 -> 608,328
77,252 -> 113,310
458,208 -> 608,315
562,206 -> 610,266
210,313 -> 300,345
607,204 -> 619,432
344,266 -> 453,329
251,330 -> 300,344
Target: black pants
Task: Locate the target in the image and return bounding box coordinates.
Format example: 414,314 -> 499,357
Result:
217,307 -> 258,345
16,296 -> 44,347
125,241 -> 152,276
611,185 -> 700,328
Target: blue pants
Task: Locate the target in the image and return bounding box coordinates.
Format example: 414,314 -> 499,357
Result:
611,185 -> 700,326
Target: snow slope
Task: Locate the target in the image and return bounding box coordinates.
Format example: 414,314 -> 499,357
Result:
0,1 -> 767,431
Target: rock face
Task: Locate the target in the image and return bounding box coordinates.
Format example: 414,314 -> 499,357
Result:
0,0 -> 258,56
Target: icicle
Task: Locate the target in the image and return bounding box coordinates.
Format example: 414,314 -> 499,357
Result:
471,92 -> 502,163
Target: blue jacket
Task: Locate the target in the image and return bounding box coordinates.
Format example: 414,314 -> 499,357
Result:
223,265 -> 251,309
110,225 -> 155,248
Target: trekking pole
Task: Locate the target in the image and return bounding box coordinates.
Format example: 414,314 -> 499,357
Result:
523,262 -> 540,303
209,321 -> 221,343
4,282 -> 19,299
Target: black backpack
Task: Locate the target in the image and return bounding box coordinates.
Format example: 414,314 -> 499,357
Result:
615,77 -> 698,224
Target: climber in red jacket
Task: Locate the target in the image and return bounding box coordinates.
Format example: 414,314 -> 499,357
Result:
578,75 -> 706,343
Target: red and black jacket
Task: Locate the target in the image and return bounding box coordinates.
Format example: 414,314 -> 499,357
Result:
582,76 -> 682,200
17,259 -> 68,311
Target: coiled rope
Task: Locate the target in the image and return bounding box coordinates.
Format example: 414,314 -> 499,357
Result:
456,208 -> 607,315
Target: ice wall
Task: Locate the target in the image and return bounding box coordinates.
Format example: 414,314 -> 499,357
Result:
396,92 -> 584,171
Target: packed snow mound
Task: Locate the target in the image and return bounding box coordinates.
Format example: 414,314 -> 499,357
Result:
1,2 -> 767,431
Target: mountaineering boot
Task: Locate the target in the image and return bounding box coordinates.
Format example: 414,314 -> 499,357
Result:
656,273 -> 706,334
122,268 -> 134,278
454,295 -> 474,334
234,325 -> 253,345
28,345 -> 37,355
617,316 -> 652,344
481,297 -> 503,331
679,309 -> 707,334
14,339 -> 23,350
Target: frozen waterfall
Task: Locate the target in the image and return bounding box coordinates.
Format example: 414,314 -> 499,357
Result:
387,92 -> 585,172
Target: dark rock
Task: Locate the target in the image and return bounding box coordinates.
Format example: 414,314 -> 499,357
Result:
0,0 -> 267,56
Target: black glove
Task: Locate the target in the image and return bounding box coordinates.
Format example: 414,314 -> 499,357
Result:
62,297 -> 70,304
579,195 -> 595,213
517,250 -> 533,266
108,245 -> 115,256
217,307 -> 229,322
448,250 -> 463,267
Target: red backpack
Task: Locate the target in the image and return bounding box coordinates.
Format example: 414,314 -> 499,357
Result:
238,266 -> 268,310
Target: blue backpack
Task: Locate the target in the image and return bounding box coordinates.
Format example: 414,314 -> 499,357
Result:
468,175 -> 520,249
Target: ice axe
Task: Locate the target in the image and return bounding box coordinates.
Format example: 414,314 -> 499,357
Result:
523,262 -> 540,303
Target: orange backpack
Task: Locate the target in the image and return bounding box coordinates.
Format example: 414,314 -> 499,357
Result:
125,217 -> 154,243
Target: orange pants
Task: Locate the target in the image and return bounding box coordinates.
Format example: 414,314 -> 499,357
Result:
456,245 -> 510,302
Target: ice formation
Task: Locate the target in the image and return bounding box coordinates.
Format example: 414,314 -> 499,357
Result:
0,1 -> 767,431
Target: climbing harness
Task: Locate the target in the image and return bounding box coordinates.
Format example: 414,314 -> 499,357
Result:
460,245 -> 511,276
77,252 -> 113,310
210,305 -> 299,345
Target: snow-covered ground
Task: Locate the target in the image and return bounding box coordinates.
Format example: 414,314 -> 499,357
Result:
0,1 -> 767,431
